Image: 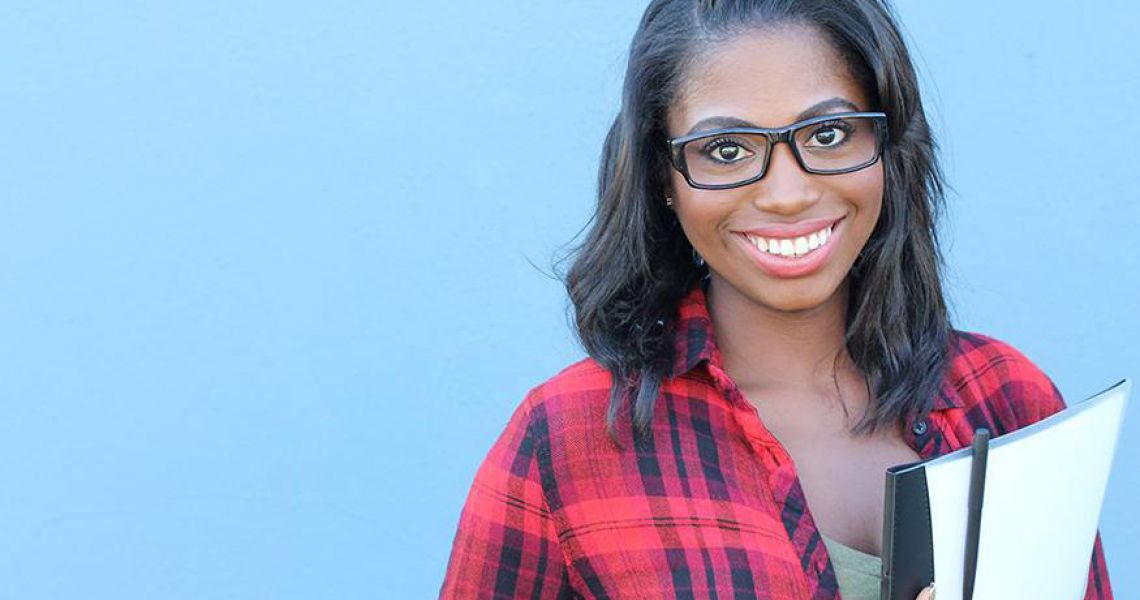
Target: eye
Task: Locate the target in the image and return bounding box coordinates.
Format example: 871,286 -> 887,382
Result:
804,119 -> 855,148
700,137 -> 755,165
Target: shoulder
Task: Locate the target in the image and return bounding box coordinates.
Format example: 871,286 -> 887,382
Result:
475,358 -> 615,481
526,357 -> 614,404
945,328 -> 1068,432
516,357 -> 616,427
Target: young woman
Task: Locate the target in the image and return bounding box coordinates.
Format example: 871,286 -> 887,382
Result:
440,1 -> 1113,598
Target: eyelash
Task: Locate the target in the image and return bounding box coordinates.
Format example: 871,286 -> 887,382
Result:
700,136 -> 748,156
693,118 -> 857,149
693,118 -> 860,167
809,119 -> 855,139
698,119 -> 856,153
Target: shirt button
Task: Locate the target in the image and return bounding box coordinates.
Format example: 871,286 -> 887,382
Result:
912,419 -> 928,436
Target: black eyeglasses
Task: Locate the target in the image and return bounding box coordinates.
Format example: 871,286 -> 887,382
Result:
667,111 -> 888,190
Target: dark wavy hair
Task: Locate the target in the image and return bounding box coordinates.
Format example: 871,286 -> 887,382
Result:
559,0 -> 953,445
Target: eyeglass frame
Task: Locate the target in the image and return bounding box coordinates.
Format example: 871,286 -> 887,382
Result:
666,111 -> 889,190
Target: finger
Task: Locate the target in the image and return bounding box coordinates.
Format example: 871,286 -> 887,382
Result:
915,583 -> 936,600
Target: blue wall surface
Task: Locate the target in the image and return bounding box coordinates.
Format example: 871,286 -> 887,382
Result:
1,1 -> 1136,598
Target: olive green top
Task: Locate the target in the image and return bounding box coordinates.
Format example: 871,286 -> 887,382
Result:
821,533 -> 883,600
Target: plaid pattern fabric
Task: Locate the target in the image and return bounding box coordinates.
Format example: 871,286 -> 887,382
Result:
440,279 -> 1114,599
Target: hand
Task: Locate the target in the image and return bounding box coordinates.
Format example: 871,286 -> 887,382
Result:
914,583 -> 935,600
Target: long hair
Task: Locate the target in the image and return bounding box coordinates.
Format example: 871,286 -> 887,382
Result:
560,0 -> 952,445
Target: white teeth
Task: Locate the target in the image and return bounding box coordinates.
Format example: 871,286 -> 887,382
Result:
746,223 -> 835,258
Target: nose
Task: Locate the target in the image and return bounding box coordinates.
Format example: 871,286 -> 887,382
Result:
750,140 -> 820,215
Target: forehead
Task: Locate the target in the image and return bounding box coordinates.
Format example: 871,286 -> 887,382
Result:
668,24 -> 869,133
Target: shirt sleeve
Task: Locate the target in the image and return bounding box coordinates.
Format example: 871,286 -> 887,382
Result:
1084,531 -> 1113,600
1014,354 -> 1114,600
439,392 -> 575,599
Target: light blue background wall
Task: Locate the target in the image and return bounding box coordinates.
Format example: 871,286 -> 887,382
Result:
1,1 -> 1135,598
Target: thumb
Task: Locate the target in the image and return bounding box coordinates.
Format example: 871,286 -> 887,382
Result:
916,583 -> 936,600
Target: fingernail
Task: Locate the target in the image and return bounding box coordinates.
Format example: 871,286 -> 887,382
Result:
928,582 -> 936,600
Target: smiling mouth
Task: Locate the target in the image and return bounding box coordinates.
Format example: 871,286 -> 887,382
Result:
739,216 -> 845,259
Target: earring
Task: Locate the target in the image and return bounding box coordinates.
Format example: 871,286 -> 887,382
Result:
665,196 -> 674,207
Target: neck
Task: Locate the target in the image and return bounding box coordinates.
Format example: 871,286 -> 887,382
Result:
706,274 -> 854,396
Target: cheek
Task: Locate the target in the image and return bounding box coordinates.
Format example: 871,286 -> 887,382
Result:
845,163 -> 885,219
673,186 -> 730,234
672,196 -> 725,258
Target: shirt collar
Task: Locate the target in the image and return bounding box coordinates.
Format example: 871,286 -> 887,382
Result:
667,277 -> 718,379
666,277 -> 965,411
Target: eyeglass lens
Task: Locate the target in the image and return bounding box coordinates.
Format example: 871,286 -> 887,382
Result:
681,116 -> 880,187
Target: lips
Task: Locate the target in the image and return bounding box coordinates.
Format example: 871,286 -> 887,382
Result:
735,216 -> 846,278
737,215 -> 845,239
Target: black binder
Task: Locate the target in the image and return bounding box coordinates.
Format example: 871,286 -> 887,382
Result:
881,430 -> 989,600
880,456 -> 934,600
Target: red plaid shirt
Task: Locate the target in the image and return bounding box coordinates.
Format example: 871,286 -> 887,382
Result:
440,280 -> 1113,599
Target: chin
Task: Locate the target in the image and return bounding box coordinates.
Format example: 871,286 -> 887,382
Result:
744,280 -> 842,314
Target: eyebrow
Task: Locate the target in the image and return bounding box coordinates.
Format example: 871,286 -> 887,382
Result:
683,97 -> 860,135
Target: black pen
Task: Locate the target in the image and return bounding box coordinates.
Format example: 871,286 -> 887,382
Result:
963,428 -> 990,600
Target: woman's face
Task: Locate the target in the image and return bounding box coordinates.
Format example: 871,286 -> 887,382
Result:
665,24 -> 884,314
